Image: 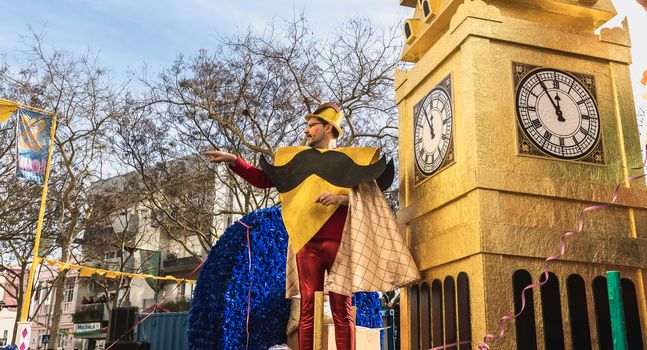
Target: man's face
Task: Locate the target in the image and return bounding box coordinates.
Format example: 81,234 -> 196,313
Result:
305,119 -> 327,147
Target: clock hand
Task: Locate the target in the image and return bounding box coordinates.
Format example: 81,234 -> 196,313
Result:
538,80 -> 564,123
554,93 -> 565,122
423,109 -> 435,139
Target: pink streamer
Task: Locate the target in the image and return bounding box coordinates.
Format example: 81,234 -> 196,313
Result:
238,220 -> 254,350
478,146 -> 647,350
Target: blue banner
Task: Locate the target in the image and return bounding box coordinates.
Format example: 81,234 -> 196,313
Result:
16,108 -> 52,185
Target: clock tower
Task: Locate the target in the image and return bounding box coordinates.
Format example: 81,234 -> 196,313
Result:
395,0 -> 647,349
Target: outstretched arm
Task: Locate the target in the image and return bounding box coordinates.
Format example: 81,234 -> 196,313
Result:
203,150 -> 274,189
202,150 -> 237,165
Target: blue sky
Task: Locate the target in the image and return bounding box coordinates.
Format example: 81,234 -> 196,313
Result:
0,0 -> 644,109
0,1 -> 410,77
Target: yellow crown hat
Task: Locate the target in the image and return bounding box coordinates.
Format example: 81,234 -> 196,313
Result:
304,102 -> 344,138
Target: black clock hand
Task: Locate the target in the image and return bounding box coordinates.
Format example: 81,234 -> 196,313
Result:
554,93 -> 565,122
423,109 -> 435,139
538,80 -> 565,123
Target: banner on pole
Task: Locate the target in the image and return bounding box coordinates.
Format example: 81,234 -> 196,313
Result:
140,250 -> 161,276
16,108 -> 53,185
140,250 -> 162,292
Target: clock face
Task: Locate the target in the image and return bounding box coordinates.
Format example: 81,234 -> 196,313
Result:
515,68 -> 600,160
414,87 -> 453,176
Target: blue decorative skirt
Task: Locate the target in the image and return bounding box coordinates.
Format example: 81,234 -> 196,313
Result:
188,206 -> 381,350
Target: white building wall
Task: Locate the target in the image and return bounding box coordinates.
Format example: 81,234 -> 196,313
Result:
29,270 -> 78,350
126,278 -> 155,309
0,310 -> 16,346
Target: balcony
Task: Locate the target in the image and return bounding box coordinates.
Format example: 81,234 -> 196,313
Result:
73,303 -> 109,323
160,255 -> 201,276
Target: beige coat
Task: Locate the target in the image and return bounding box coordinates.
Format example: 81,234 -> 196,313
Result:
285,181 -> 421,298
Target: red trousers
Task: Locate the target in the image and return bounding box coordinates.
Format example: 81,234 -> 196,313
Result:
296,239 -> 355,350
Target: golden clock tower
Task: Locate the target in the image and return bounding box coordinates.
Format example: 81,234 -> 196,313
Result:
395,0 -> 647,349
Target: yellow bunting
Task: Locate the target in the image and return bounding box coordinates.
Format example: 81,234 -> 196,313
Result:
0,98 -> 53,123
79,268 -> 94,277
44,259 -> 197,284
0,100 -> 19,123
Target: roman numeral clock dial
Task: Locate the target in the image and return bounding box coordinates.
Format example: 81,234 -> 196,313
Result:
514,66 -> 603,163
414,75 -> 454,180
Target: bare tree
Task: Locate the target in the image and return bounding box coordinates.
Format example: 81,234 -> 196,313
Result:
0,16 -> 404,346
0,31 -> 125,348
111,16 -> 402,258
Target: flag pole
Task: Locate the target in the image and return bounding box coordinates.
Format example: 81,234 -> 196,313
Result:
19,112 -> 57,322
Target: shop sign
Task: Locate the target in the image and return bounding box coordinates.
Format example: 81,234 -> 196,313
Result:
73,322 -> 102,334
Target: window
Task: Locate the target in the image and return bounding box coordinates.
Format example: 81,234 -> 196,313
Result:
179,282 -> 186,297
513,269 -> 537,349
539,272 -> 565,350
566,274 -> 591,350
443,276 -> 457,345
104,251 -> 117,260
431,279 -> 443,348
621,278 -> 644,350
457,272 -> 471,350
187,283 -> 195,299
36,330 -> 44,347
65,284 -> 74,303
419,282 -> 431,349
409,274 -> 471,350
593,276 -> 612,350
58,331 -> 68,348
409,284 -> 420,350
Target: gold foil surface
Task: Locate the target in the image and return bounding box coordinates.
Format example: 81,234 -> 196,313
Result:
396,0 -> 647,349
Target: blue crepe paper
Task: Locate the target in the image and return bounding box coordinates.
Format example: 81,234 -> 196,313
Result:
188,206 -> 381,349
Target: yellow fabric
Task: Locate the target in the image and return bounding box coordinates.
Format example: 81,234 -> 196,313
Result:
274,146 -> 379,166
79,268 -> 94,277
0,101 -> 19,123
274,146 -> 380,252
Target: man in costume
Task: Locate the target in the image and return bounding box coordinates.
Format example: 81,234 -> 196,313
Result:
204,102 -> 419,350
